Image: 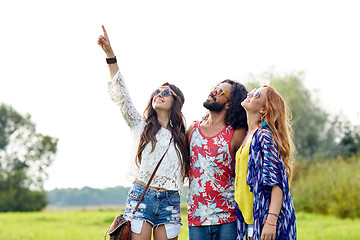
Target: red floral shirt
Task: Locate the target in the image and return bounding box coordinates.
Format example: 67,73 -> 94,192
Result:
187,121 -> 236,226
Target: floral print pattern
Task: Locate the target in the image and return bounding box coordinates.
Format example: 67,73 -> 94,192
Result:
188,121 -> 236,226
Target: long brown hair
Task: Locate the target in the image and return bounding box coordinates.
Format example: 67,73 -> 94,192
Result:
263,85 -> 295,183
135,82 -> 190,178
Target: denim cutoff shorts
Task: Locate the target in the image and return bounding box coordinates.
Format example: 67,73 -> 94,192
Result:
123,181 -> 182,235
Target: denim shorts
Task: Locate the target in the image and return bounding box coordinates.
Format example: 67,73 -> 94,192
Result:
123,181 -> 182,236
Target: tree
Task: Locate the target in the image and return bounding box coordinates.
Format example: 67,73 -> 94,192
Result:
324,115 -> 360,158
0,104 -> 58,211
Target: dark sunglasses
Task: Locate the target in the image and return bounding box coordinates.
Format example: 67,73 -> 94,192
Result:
152,88 -> 173,97
249,88 -> 261,98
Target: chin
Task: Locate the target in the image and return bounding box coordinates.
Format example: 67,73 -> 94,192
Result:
154,105 -> 170,112
153,105 -> 161,110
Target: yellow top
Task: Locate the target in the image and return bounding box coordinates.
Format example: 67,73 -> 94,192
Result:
234,141 -> 254,224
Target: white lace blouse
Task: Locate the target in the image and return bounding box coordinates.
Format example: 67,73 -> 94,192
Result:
108,69 -> 184,193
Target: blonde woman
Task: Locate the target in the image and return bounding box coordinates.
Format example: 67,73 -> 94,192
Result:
235,86 -> 296,240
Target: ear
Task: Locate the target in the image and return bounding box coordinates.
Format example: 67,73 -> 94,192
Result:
225,101 -> 231,110
259,107 -> 266,115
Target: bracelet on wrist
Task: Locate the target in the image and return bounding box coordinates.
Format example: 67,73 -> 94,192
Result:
106,56 -> 117,64
265,219 -> 277,226
268,212 -> 279,218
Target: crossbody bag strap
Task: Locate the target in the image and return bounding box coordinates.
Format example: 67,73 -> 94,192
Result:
131,136 -> 173,217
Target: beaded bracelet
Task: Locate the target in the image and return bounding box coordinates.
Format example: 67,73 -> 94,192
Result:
265,219 -> 277,226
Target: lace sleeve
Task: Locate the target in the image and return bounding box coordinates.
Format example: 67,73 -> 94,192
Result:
108,69 -> 144,129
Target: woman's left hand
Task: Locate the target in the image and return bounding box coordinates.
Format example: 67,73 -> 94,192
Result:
260,223 -> 276,240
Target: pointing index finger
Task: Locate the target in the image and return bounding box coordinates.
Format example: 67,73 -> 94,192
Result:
102,25 -> 109,39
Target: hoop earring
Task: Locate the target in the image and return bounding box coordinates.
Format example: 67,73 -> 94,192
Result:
261,114 -> 265,122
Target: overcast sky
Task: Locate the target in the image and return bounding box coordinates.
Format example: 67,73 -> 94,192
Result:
1,1 -> 359,190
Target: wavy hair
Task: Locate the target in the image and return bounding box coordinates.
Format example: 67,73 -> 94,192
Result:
135,82 -> 190,178
221,79 -> 248,130
263,85 -> 295,183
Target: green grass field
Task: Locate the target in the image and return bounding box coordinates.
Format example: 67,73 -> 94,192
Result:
0,207 -> 359,240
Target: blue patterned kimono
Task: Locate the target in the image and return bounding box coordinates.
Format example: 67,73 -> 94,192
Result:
236,122 -> 297,240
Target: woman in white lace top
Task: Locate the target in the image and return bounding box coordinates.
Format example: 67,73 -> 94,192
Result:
98,26 -> 189,240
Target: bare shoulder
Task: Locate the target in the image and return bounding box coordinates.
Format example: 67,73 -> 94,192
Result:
186,121 -> 197,138
233,127 -> 247,139
231,128 -> 247,148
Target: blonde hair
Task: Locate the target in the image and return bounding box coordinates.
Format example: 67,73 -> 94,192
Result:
263,85 -> 295,183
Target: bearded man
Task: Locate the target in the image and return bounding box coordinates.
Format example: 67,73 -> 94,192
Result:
187,80 -> 248,240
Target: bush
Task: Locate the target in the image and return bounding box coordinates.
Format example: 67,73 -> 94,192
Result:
292,152 -> 360,218
0,188 -> 47,212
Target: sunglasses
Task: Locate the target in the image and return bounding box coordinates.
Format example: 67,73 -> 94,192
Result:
152,88 -> 173,97
211,86 -> 231,99
249,88 -> 261,98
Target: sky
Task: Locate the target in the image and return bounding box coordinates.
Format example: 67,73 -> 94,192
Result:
0,1 -> 359,191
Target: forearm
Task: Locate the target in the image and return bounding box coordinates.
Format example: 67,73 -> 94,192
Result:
267,185 -> 283,224
260,186 -> 283,239
106,52 -> 119,80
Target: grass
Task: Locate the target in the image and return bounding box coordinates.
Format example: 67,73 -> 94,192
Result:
0,206 -> 188,240
296,212 -> 360,239
0,207 -> 359,239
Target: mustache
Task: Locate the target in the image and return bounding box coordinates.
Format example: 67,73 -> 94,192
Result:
208,94 -> 216,101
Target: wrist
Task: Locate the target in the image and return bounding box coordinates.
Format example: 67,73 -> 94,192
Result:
265,219 -> 277,226
266,214 -> 278,223
268,212 -> 279,218
106,56 -> 117,65
106,52 -> 115,58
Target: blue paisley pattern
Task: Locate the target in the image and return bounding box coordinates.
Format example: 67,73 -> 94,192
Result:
236,122 -> 297,240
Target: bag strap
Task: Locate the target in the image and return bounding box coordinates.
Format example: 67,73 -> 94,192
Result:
131,136 -> 173,217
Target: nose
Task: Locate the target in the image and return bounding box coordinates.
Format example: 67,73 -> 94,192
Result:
247,91 -> 255,98
154,91 -> 163,98
210,88 -> 217,95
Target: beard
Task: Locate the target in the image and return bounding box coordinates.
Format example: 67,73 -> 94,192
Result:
203,98 -> 227,112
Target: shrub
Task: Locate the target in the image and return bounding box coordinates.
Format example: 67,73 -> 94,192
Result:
292,152 -> 360,218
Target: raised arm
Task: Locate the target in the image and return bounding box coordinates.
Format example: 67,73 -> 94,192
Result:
98,26 -> 143,129
98,25 -> 119,79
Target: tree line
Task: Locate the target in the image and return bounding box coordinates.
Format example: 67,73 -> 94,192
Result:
47,186 -> 130,207
47,186 -> 189,207
1,71 -> 359,212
